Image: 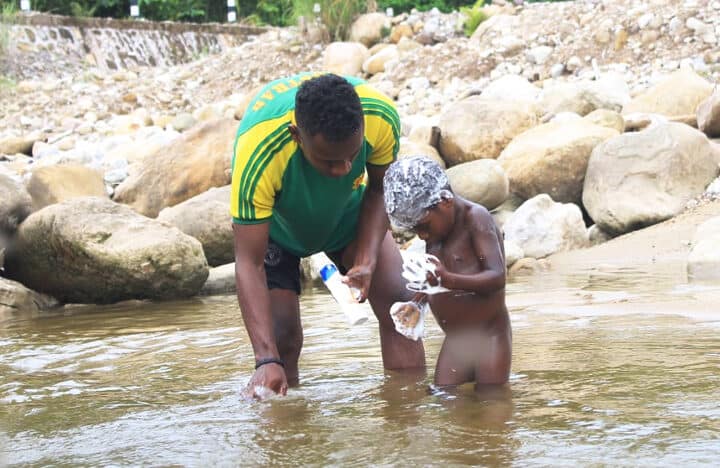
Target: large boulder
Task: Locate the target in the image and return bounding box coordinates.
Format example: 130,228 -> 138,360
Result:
697,86 -> 720,138
398,138 -> 445,168
1,277 -> 59,322
27,164 -> 107,211
622,70 -> 714,117
322,42 -> 370,76
349,13 -> 390,47
503,194 -> 588,259
446,159 -> 509,210
362,45 -> 399,75
0,174 -> 32,237
113,118 -> 236,218
4,197 -> 208,304
687,216 -> 720,280
438,97 -> 539,166
583,123 -> 720,235
498,120 -> 619,205
481,75 -> 540,102
157,185 -> 233,267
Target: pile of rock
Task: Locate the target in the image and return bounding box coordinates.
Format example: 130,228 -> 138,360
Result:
2,0 -> 720,317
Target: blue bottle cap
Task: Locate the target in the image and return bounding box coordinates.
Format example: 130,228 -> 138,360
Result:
319,263 -> 338,282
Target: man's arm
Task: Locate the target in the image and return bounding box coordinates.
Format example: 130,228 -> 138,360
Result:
344,163 -> 390,300
233,222 -> 287,395
435,207 -> 506,294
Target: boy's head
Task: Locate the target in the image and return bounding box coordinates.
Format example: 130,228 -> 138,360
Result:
290,74 -> 365,178
383,155 -> 455,240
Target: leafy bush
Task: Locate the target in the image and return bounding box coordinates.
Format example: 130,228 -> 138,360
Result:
459,0 -> 487,37
294,0 -> 367,41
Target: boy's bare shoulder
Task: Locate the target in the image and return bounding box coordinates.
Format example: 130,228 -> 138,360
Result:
462,199 -> 496,232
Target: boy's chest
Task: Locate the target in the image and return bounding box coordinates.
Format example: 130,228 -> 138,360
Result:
429,234 -> 485,274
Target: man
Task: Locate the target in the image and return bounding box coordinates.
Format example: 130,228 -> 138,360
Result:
231,72 -> 425,399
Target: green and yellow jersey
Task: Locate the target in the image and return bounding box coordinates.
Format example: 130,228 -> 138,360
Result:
230,72 -> 401,257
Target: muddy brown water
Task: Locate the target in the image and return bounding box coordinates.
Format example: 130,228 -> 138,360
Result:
1,261 -> 719,466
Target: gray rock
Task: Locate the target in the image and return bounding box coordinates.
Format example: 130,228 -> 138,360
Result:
504,194 -> 588,259
446,159 -> 509,210
4,197 -> 208,304
583,123 -> 720,235
1,277 -> 59,322
157,185 -> 233,267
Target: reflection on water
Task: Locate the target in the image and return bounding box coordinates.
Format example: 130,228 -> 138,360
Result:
1,262 -> 719,466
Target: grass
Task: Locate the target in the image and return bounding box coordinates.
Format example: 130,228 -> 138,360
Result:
293,0 -> 367,41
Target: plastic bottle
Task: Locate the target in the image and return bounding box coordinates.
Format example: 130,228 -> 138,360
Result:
318,262 -> 368,326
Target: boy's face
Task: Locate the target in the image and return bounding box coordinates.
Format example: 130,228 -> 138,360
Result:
411,198 -> 454,243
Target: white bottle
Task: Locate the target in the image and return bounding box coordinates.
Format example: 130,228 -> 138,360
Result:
318,262 -> 368,326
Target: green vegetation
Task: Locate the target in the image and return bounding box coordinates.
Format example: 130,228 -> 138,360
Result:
459,0 -> 488,37
0,0 -> 570,27
1,1 -> 16,55
293,0 -> 367,41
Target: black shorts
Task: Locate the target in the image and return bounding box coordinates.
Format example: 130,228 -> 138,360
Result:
264,239 -> 346,295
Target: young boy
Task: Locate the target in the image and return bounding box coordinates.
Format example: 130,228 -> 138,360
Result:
383,155 -> 511,388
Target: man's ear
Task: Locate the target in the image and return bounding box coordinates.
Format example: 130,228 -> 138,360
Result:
288,124 -> 301,145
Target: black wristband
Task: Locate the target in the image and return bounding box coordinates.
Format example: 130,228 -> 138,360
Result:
255,357 -> 285,370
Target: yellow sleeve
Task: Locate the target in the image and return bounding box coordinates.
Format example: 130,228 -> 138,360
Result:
356,84 -> 401,166
230,115 -> 296,223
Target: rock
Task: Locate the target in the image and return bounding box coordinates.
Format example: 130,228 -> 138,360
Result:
4,197 -> 208,304
526,45 -> 553,65
170,113 -> 197,132
583,123 -> 720,235
362,45 -> 399,75
687,216 -> 720,280
438,97 -> 539,166
234,85 -> 264,121
349,13 -> 390,47
697,86 -> 720,137
504,194 -> 588,259
390,23 -> 413,43
0,134 -> 41,156
398,139 -> 445,168
499,120 -> 618,205
1,277 -> 59,322
0,174 -> 33,237
587,224 -> 613,246
622,70 -> 714,117
113,118 -> 236,218
26,164 -> 107,211
508,257 -> 546,276
583,109 -> 625,133
481,74 -> 540,102
446,159 -> 509,210
199,262 -> 236,296
503,239 -> 524,268
157,185 -> 233,267
323,42 -> 370,76
539,82 -> 599,116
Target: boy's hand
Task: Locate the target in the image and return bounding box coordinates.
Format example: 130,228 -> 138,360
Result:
426,256 -> 446,286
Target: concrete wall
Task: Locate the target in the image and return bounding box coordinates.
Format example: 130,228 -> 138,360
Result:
1,13 -> 267,79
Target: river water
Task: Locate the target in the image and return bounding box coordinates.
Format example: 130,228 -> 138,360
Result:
1,262 -> 719,466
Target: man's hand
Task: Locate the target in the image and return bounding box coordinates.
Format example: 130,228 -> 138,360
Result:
342,263 -> 373,302
243,363 -> 288,400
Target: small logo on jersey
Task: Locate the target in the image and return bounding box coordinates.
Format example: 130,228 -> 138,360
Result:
352,172 -> 366,190
264,243 -> 282,267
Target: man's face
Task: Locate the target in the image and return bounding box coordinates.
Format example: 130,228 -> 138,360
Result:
289,123 -> 364,178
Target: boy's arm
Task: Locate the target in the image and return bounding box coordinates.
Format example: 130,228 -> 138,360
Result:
436,207 -> 506,294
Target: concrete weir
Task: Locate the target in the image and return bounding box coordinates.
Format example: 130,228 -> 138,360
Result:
2,13 -> 267,77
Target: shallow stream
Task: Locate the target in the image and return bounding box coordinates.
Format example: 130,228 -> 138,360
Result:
1,262 -> 719,466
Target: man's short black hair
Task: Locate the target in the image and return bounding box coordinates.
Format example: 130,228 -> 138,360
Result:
295,74 -> 364,142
